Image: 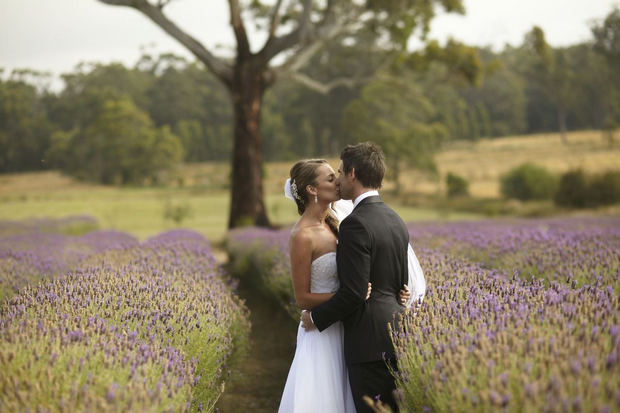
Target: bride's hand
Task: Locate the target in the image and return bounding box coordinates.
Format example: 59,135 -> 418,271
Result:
399,285 -> 411,306
366,282 -> 372,300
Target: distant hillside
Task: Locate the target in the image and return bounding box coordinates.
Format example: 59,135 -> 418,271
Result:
398,130 -> 620,198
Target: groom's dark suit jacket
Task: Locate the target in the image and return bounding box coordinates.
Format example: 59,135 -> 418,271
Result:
312,195 -> 409,364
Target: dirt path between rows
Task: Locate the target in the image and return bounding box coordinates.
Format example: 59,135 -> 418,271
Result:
215,255 -> 297,412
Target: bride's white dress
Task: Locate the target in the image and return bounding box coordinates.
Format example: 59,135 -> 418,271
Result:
278,252 -> 357,413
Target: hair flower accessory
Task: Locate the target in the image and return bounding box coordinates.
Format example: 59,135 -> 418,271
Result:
284,178 -> 300,202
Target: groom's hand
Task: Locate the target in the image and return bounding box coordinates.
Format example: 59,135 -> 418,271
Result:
300,310 -> 316,331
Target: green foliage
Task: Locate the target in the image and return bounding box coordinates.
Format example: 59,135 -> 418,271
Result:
525,26 -> 553,68
51,63 -> 153,132
365,0 -> 465,50
446,172 -> 469,197
145,61 -> 232,161
46,96 -> 183,185
260,95 -> 293,161
341,73 -> 446,192
592,7 -> 620,66
590,170 -> 620,205
461,64 -> 527,137
410,39 -> 482,85
555,169 -> 620,208
554,169 -> 589,208
500,163 -> 558,201
522,27 -> 578,141
0,77 -> 52,172
591,7 -> 620,136
39,57 -> 233,168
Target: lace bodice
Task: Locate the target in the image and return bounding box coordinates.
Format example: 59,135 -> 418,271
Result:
310,252 -> 339,293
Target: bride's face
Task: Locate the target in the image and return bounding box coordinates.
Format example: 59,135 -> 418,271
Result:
310,164 -> 339,203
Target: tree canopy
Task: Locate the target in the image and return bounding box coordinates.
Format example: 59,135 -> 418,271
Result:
94,0 -> 469,227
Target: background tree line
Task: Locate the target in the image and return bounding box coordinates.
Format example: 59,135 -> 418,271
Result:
1,7 -> 618,183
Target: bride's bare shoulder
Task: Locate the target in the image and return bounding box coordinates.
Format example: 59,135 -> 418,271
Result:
290,223 -> 310,240
289,223 -> 314,250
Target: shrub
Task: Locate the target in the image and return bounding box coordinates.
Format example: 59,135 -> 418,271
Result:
500,163 -> 558,201
554,169 -> 589,208
445,172 -> 469,197
554,169 -> 620,208
589,170 -> 620,206
164,200 -> 193,224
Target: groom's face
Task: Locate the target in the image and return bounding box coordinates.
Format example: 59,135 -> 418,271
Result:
336,161 -> 354,200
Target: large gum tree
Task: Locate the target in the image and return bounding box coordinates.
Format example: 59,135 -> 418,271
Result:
98,0 -> 464,228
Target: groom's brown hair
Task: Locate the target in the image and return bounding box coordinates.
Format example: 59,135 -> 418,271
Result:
340,142 -> 385,189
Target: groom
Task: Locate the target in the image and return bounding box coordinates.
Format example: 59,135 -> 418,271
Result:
301,142 -> 409,412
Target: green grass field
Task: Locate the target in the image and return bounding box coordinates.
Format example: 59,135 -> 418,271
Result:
0,172 -> 479,241
0,130 -> 617,241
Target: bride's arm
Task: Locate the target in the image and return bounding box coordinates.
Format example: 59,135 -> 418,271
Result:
289,230 -> 334,310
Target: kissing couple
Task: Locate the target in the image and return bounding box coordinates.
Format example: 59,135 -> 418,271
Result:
279,142 -> 426,412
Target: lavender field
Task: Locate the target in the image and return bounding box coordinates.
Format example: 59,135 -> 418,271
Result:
0,218 -> 249,412
227,217 -> 620,412
0,216 -> 136,303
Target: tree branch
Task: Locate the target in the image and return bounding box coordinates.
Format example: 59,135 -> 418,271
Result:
281,41 -> 326,73
274,18 -> 356,76
277,47 -> 396,94
228,0 -> 251,57
259,0 -> 315,64
288,72 -> 372,95
98,0 -> 232,85
155,0 -> 172,9
268,0 -> 285,39
266,4 -> 362,74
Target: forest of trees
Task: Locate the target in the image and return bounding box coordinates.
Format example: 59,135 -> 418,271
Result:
1,7 -> 618,181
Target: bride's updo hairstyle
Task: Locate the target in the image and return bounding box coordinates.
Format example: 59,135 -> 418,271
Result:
289,159 -> 339,237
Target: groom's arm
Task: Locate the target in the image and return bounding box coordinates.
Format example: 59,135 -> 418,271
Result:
311,215 -> 371,332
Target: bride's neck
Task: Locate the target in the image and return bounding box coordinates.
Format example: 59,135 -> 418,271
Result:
302,204 -> 329,225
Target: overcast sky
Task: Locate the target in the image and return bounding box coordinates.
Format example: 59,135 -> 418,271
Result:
1,0 -> 618,82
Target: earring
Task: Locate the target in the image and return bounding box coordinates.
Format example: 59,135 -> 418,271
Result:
315,195 -> 318,203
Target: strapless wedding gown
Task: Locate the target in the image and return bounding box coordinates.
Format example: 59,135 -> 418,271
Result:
278,252 -> 356,413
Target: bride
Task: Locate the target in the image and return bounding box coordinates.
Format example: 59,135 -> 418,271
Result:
278,159 -> 425,412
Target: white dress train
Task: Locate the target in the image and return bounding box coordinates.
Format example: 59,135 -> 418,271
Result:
278,252 -> 357,413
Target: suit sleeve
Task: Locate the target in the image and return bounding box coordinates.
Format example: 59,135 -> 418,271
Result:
312,215 -> 371,332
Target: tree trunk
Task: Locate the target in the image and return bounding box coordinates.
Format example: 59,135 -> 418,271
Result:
228,61 -> 271,228
558,108 -> 568,144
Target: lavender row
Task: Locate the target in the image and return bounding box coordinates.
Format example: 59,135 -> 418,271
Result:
227,228 -> 297,321
392,247 -> 619,412
0,215 -> 99,237
1,229 -> 250,412
0,227 -> 138,302
407,217 -> 620,289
